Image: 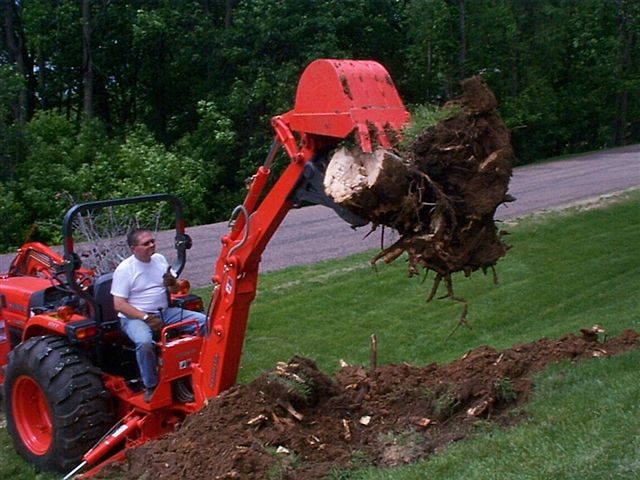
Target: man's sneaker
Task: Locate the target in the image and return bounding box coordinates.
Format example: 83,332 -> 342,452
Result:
143,387 -> 155,403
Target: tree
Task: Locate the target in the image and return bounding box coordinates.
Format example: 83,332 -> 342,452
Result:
401,0 -> 458,102
0,63 -> 25,180
612,0 -> 640,145
3,0 -> 35,124
82,0 -> 93,119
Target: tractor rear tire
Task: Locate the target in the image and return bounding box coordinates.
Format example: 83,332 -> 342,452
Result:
3,335 -> 114,473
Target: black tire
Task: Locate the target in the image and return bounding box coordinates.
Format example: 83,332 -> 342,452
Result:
3,335 -> 114,473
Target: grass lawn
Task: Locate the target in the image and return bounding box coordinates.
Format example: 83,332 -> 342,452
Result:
1,189 -> 638,479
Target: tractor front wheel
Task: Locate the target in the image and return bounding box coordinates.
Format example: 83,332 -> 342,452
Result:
3,335 -> 114,473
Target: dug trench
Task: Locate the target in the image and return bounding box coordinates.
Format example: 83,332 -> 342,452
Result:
103,328 -> 640,479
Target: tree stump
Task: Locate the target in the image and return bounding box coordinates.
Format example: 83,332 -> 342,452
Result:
324,76 -> 514,301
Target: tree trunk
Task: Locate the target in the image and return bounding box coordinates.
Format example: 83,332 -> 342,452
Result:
612,0 -> 632,146
82,0 -> 93,120
4,0 -> 34,124
224,0 -> 236,29
457,0 -> 467,69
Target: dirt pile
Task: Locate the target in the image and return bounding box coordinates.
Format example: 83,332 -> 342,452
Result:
324,76 -> 514,306
104,328 -> 640,479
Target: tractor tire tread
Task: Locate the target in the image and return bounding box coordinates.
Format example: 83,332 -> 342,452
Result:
3,335 -> 114,472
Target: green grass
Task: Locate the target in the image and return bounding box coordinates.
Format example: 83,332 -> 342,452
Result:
1,189 -> 638,479
238,190 -> 640,381
400,103 -> 462,148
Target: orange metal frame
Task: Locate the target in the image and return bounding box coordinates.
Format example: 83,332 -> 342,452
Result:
75,58 -> 410,476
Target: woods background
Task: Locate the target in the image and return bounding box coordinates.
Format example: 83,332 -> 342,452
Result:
1,0 -> 638,251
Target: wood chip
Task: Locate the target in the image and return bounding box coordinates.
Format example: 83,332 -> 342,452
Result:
415,417 -> 432,428
359,415 -> 371,425
276,399 -> 304,421
246,414 -> 268,426
342,419 -> 351,440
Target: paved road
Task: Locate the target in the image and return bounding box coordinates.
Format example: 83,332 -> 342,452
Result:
2,144 -> 639,287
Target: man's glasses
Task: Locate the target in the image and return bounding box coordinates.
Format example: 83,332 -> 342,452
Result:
137,239 -> 155,247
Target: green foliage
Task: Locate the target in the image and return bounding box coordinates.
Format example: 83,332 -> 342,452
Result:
265,445 -> 300,480
2,0 -> 640,249
0,182 -> 28,251
104,125 -> 208,224
0,64 -> 25,181
176,100 -> 238,220
9,114 -> 208,246
493,377 -> 516,404
266,371 -> 313,402
500,76 -> 561,165
15,112 -> 85,242
13,114 -> 115,242
400,103 -> 461,148
433,385 -> 461,419
400,0 -> 457,102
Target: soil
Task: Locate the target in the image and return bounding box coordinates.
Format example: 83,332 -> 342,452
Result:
103,328 -> 640,479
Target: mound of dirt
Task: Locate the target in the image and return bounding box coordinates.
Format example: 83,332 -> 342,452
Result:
104,328 -> 639,479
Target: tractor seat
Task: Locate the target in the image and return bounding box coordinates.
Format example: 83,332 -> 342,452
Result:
93,272 -> 119,332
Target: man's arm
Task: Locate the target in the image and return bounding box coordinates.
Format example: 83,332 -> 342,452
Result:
114,295 -> 163,336
113,295 -> 147,320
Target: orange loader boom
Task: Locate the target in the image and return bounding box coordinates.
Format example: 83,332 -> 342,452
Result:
65,58 -> 409,478
195,58 -> 409,400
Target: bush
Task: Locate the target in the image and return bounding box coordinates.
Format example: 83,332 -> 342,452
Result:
0,183 -> 28,252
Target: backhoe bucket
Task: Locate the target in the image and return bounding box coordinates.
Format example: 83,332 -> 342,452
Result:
279,59 -> 409,152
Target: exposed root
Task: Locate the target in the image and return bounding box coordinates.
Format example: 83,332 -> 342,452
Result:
446,300 -> 470,340
426,273 -> 442,303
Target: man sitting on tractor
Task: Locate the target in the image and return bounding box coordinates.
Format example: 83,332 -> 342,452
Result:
111,228 -> 207,402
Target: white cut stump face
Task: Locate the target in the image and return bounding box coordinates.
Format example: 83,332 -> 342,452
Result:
324,147 -> 404,204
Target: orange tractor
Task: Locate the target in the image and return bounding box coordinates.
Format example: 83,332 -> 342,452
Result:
0,59 -> 409,477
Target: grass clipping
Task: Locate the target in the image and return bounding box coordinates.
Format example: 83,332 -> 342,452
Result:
324,76 -> 514,313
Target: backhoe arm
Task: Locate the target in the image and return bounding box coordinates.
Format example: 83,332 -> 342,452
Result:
195,59 -> 409,400
60,59 -> 407,479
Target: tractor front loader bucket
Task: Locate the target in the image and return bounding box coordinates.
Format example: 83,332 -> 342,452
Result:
279,59 -> 409,152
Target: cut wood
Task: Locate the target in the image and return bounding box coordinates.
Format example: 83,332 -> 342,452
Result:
323,147 -> 412,222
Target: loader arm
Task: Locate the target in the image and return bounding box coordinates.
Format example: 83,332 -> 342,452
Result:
195,59 -> 409,399
65,59 -> 408,478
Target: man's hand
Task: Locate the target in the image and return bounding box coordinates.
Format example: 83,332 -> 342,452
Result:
163,266 -> 178,291
144,315 -> 164,337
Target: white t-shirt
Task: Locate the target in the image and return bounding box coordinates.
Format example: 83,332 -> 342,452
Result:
110,253 -> 170,315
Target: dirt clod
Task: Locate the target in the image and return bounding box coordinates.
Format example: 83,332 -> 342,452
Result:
103,329 -> 640,479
